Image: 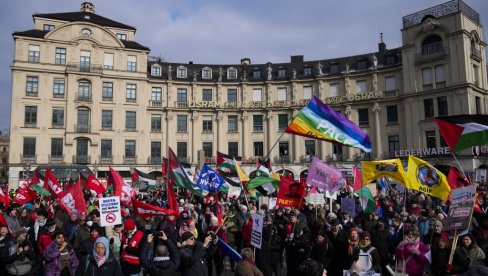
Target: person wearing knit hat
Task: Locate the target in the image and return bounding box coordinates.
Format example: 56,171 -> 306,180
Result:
120,218 -> 145,276
124,218 -> 136,232
348,230 -> 381,275
179,231 -> 213,275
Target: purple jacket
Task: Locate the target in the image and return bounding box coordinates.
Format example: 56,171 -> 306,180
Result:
43,242 -> 79,276
395,241 -> 429,276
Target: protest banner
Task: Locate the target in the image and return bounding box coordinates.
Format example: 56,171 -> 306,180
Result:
277,177 -> 305,208
268,197 -> 277,210
444,185 -> 476,231
100,196 -> 122,227
341,197 -> 356,218
251,213 -> 264,249
227,185 -> 241,199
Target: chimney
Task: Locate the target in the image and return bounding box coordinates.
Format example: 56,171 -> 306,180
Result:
241,58 -> 251,65
189,61 -> 193,65
81,2 -> 95,13
291,55 -> 304,63
378,32 -> 386,53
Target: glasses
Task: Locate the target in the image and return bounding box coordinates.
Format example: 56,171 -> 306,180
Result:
362,238 -> 370,241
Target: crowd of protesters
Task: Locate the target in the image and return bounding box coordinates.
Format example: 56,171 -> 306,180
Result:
0,181 -> 488,276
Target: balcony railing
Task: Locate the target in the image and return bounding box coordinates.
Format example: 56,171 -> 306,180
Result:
471,48 -> 482,61
415,46 -> 446,63
99,156 -> 113,165
76,94 -> 92,102
205,157 -> 215,164
49,154 -> 64,163
124,155 -> 137,164
300,155 -> 313,163
66,63 -> 103,74
175,101 -> 188,108
20,154 -> 37,164
383,90 -> 398,98
148,156 -> 162,165
75,124 -> 91,133
72,155 -> 90,164
274,155 -> 290,164
149,100 -> 163,108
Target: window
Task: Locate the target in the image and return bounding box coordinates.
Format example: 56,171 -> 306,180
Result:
151,142 -> 161,160
426,131 -> 436,148
333,144 -> 343,159
303,86 -> 312,100
125,111 -> 136,130
388,135 -> 400,158
202,68 -> 212,79
329,83 -> 340,97
474,65 -> 480,86
358,108 -> 369,126
228,142 -> 238,157
43,24 -> 55,31
228,116 -> 238,132
104,53 -> 114,69
177,67 -> 187,78
77,80 -> 91,101
53,79 -> 65,98
52,108 -> 64,127
125,140 -> 136,158
203,142 -> 213,158
279,142 -> 289,158
253,142 -> 264,157
437,96 -> 448,116
253,115 -> 263,132
51,138 -> 63,158
278,68 -> 286,78
424,99 -> 434,118
439,131 -> 448,148
80,51 -> 91,71
356,80 -> 367,93
23,138 -> 36,157
330,64 -> 339,74
476,96 -> 482,114
435,65 -> 445,86
101,110 -> 113,129
102,82 -> 113,101
253,70 -> 261,79
304,67 -> 312,76
227,68 -> 237,79
152,87 -> 162,101
277,88 -> 287,101
177,115 -> 187,132
386,55 -> 396,65
305,140 -> 315,156
26,76 -> 38,95
386,105 -> 398,124
127,55 -> 136,71
177,88 -> 187,102
116,33 -> 127,40
278,114 -> 288,131
202,115 -> 213,133
227,89 -> 237,102
422,68 -> 433,88
177,142 -> 187,160
28,45 -> 40,63
422,35 -> 442,55
252,89 -> 262,101
55,48 -> 66,65
151,66 -> 161,76
25,106 -> 37,126
151,115 -> 161,132
126,84 -> 136,102
385,76 -> 396,91
202,89 -> 212,101
358,60 -> 368,70
101,140 -> 112,158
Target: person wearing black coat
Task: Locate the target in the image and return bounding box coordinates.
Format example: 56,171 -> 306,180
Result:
430,234 -> 450,276
141,231 -> 180,276
76,237 -> 121,276
255,220 -> 280,276
285,225 -> 311,276
76,223 -> 101,258
370,218 -> 392,275
179,231 -> 213,276
311,231 -> 334,271
327,219 -> 347,276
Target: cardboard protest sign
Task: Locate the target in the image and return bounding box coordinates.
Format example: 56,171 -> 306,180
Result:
445,186 -> 476,231
100,196 -> 122,227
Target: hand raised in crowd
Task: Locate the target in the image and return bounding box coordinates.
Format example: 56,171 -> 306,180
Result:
147,233 -> 154,243
59,241 -> 68,252
203,235 -> 213,247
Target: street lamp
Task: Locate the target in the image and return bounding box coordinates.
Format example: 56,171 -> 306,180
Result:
93,161 -> 98,178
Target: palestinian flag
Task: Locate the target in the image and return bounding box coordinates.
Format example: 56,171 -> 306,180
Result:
217,152 -> 241,176
30,169 -> 51,197
131,168 -> 157,191
435,115 -> 488,152
168,148 -> 195,191
246,176 -> 280,194
356,186 -> 375,214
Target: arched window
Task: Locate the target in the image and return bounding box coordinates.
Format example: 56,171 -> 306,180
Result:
421,35 -> 443,55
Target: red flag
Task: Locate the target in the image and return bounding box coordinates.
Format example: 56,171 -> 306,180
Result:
132,198 -> 176,219
447,167 -> 470,189
43,168 -> 65,199
163,163 -> 179,217
0,213 -> 9,231
14,185 -> 34,204
107,167 -> 134,207
352,164 -> 363,191
47,198 -> 54,217
82,173 -> 107,195
474,192 -> 485,214
277,176 -> 305,208
215,190 -> 222,224
0,187 -> 10,210
59,181 -> 88,216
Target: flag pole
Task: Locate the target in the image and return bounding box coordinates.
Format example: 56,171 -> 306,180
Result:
263,131 -> 287,162
451,152 -> 469,182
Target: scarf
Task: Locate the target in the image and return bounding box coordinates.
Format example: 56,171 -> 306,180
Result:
34,219 -> 47,241
90,235 -> 100,242
95,253 -> 106,267
347,239 -> 359,254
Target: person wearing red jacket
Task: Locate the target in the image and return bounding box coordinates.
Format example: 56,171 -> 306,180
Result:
120,218 -> 145,276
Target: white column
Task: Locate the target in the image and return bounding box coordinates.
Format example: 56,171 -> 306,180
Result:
216,111 -> 223,154
191,111 -> 198,163
266,111 -> 273,159
373,102 -> 381,160
241,111 -> 248,156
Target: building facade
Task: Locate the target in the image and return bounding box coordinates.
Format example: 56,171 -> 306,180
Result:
8,1 -> 488,188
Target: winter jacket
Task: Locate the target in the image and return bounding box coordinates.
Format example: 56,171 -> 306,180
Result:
77,237 -> 97,258
453,243 -> 486,274
370,227 -> 392,265
395,240 -> 430,276
0,234 -> 15,272
73,224 -> 90,253
311,239 -> 334,270
235,260 -> 264,276
43,242 -> 79,276
141,238 -> 180,276
75,237 -> 121,276
179,241 -> 208,276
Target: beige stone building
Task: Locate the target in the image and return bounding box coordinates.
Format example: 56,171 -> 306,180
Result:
8,1 -> 488,188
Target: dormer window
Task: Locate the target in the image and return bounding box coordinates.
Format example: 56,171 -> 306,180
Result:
253,69 -> 262,79
330,63 -> 340,74
303,67 -> 312,76
151,65 -> 161,76
278,68 -> 286,78
177,66 -> 187,78
202,67 -> 212,79
43,24 -> 55,31
357,60 -> 368,70
117,33 -> 127,41
227,68 -> 237,79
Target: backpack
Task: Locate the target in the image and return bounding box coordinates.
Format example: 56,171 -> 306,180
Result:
356,247 -> 374,272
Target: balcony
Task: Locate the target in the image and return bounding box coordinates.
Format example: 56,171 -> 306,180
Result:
99,156 -> 113,165
148,156 -> 162,165
76,94 -> 92,102
101,125 -> 112,131
75,124 -> 91,133
383,90 -> 398,98
300,155 -> 313,163
53,93 -> 65,99
326,154 -> 344,162
205,157 -> 215,164
471,48 -> 482,61
124,155 -> 137,164
49,154 -> 64,163
66,63 -> 103,74
20,154 -> 37,164
73,155 -> 90,164
149,100 -> 163,108
25,92 -> 38,97
175,101 -> 188,108
274,155 -> 290,164
415,45 -> 447,64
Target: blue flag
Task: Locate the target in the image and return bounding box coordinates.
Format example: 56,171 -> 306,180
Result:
196,164 -> 225,192
218,239 -> 242,262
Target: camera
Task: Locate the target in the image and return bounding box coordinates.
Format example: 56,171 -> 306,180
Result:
152,230 -> 164,238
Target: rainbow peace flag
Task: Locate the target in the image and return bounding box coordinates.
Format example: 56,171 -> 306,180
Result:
285,96 -> 372,152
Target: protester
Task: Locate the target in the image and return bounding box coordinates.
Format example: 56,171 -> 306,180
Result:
120,218 -> 145,276
76,237 -> 121,276
141,230 -> 180,276
452,233 -> 486,274
105,224 -> 123,261
6,228 -> 34,276
0,223 -> 15,274
395,229 -> 430,276
430,233 -> 450,276
235,247 -> 264,276
43,230 -> 79,276
179,231 -> 213,276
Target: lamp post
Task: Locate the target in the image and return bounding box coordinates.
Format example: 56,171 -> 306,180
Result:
93,161 -> 98,178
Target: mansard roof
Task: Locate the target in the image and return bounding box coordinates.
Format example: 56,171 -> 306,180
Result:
33,11 -> 136,31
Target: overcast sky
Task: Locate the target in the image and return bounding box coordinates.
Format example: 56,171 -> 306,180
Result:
1,0 -> 487,131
